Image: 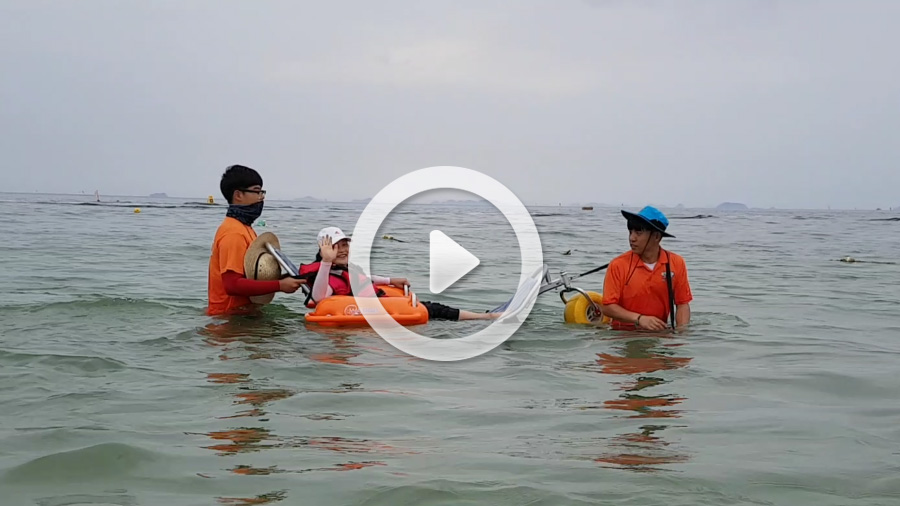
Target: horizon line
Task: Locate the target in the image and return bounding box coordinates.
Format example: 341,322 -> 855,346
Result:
0,191 -> 896,212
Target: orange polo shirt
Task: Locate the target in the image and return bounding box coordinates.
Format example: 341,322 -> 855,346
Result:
602,248 -> 692,326
207,217 -> 257,316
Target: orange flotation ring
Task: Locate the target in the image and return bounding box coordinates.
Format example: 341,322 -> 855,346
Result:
304,285 -> 429,327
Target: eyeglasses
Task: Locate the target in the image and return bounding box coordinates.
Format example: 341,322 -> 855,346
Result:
241,188 -> 267,196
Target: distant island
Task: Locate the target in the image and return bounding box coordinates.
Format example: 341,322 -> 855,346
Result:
292,196 -> 327,202
716,202 -> 749,211
149,193 -> 168,198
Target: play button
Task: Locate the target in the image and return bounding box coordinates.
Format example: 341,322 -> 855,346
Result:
348,165 -> 544,362
429,230 -> 480,294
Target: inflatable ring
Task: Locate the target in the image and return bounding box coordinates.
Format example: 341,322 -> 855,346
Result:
563,291 -> 610,325
304,285 -> 429,327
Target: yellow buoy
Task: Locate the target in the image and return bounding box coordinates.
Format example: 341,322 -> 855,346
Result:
134,208 -> 141,213
563,291 -> 610,324
207,195 -> 215,204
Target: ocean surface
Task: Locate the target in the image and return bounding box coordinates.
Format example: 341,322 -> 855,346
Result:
1,192 -> 899,506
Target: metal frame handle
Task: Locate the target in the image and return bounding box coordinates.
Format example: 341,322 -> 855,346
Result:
556,270 -> 602,319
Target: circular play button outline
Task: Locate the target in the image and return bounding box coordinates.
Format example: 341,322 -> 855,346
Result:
348,166 -> 544,362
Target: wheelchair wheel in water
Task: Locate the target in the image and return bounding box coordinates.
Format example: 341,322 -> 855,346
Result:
563,291 -> 610,324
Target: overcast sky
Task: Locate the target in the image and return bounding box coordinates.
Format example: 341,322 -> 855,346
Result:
1,0 -> 898,209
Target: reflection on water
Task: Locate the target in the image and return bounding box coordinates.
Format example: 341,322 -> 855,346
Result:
594,425 -> 690,471
198,316 -> 405,504
235,389 -> 295,408
216,490 -> 287,505
200,312 -> 302,361
305,329 -> 411,367
204,427 -> 276,456
207,373 -> 251,384
229,461 -> 387,476
594,336 -> 692,471
200,316 -> 299,504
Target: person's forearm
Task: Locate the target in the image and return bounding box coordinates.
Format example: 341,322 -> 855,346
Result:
312,262 -> 334,301
600,303 -> 641,324
675,304 -> 691,327
222,271 -> 280,296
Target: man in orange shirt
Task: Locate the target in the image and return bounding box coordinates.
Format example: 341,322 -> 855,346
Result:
601,206 -> 692,330
207,165 -> 304,316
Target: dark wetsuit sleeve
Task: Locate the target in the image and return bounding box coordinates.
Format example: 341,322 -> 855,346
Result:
222,271 -> 280,297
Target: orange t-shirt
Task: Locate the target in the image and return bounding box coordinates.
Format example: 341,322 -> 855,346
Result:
601,248 -> 693,326
207,217 -> 258,316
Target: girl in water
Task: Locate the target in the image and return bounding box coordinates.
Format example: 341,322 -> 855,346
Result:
301,227 -> 499,321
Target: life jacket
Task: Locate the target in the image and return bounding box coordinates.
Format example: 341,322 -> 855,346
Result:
297,261 -> 385,307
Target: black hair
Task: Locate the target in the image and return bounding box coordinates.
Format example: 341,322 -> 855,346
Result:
220,164 -> 263,203
627,218 -> 662,239
626,217 -> 649,232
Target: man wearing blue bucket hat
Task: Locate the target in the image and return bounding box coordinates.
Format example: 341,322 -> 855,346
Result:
600,206 -> 693,330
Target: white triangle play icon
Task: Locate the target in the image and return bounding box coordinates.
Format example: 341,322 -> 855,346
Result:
429,230 -> 480,294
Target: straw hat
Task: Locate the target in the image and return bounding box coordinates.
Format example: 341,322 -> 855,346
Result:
243,232 -> 282,304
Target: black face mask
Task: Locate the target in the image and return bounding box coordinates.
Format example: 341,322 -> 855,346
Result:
226,201 -> 264,226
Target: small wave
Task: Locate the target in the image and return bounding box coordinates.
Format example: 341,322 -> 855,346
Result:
669,214 -> 715,220
728,242 -> 782,253
74,202 -> 178,209
136,329 -> 199,346
1,442 -> 159,483
36,493 -> 138,506
14,424 -> 110,432
1,296 -> 178,315
350,480 -> 632,506
834,257 -> 898,265
0,349 -> 126,373
870,217 -> 900,222
689,312 -> 750,328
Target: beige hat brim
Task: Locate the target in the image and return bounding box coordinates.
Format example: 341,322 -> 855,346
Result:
244,232 -> 282,305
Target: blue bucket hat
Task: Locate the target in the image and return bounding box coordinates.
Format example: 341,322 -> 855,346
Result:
621,206 -> 674,238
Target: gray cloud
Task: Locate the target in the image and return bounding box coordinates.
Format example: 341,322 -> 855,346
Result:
1,0 -> 898,209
